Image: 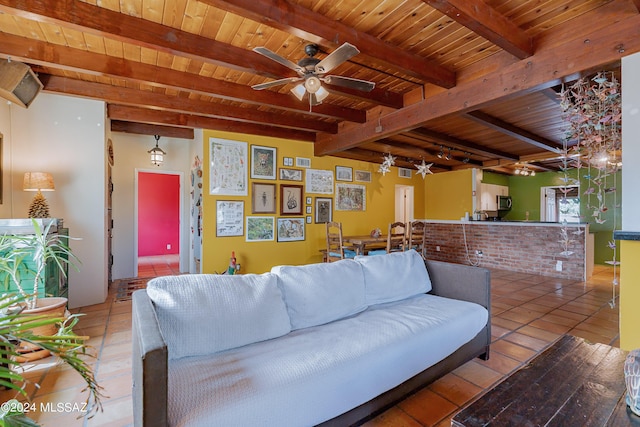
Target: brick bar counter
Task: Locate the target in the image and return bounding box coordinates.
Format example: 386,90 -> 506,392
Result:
423,220 -> 589,281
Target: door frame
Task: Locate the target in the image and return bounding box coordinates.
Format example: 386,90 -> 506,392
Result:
394,184 -> 415,223
134,168 -> 185,275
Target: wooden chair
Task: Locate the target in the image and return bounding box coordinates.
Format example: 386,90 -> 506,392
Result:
408,220 -> 426,258
325,222 -> 356,262
368,222 -> 408,255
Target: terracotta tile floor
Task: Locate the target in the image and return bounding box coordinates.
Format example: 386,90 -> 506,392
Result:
1,263 -> 619,427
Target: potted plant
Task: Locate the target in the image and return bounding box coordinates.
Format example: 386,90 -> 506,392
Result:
0,293 -> 103,425
0,219 -> 78,361
0,219 -> 103,425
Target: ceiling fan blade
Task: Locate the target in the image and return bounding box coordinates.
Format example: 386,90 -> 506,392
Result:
251,77 -> 301,91
315,42 -> 360,74
253,47 -> 303,74
324,75 -> 375,92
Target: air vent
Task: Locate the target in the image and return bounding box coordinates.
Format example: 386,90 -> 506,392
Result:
398,168 -> 412,178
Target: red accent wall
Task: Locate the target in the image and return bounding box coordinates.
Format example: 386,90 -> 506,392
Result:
138,172 -> 180,256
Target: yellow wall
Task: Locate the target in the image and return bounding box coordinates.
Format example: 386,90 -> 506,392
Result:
202,130 -> 425,274
620,240 -> 640,350
424,169 -> 474,220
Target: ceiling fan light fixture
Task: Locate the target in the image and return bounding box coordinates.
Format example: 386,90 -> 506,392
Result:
315,86 -> 329,103
291,84 -> 306,101
304,76 -> 322,94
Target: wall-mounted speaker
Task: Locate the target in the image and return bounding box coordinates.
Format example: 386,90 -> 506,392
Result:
0,59 -> 43,108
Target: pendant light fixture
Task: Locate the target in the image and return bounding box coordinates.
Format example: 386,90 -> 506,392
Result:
148,135 -> 166,166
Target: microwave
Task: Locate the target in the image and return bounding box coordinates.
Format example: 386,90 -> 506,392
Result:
497,195 -> 512,211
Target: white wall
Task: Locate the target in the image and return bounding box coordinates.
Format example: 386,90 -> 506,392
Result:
0,93 -> 108,308
111,132 -> 196,279
622,52 -> 640,231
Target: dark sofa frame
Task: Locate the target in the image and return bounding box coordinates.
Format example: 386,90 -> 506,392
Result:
131,259 -> 491,427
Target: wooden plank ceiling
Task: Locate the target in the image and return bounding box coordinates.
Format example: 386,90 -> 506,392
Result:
0,0 -> 638,175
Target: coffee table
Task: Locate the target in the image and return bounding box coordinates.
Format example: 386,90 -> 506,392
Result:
452,334 -> 640,426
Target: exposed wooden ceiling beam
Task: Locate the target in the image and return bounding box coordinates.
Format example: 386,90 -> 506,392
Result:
631,0 -> 640,13
0,32 -> 365,123
0,0 -> 291,79
421,0 -> 533,59
42,75 -> 338,134
201,0 -> 456,88
0,0 -> 400,107
111,121 -> 194,139
107,105 -> 316,142
408,128 -> 519,160
314,11 -> 640,156
463,111 -> 563,152
332,148 -> 452,172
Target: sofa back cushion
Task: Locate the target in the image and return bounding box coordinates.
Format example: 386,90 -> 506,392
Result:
356,249 -> 432,305
146,273 -> 291,360
271,259 -> 366,330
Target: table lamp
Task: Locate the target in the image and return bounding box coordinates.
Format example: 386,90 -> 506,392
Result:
23,172 -> 55,218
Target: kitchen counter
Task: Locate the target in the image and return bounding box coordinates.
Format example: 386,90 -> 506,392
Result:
422,220 -> 589,280
422,219 -> 586,227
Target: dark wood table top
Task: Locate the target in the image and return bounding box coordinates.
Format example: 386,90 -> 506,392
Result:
452,334 -> 640,427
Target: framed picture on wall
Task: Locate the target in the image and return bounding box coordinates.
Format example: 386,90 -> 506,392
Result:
336,184 -> 366,211
216,200 -> 244,236
305,169 -> 333,194
335,166 -> 353,182
280,184 -> 304,215
209,138 -> 248,196
279,168 -> 303,181
251,182 -> 276,214
355,170 -> 372,183
246,216 -> 275,242
315,197 -> 332,223
277,217 -> 305,242
251,145 -> 277,180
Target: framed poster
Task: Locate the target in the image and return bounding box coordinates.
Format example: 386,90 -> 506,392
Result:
283,157 -> 293,166
335,166 -> 353,182
246,216 -> 275,242
251,145 -> 277,179
279,168 -> 303,181
305,169 -> 334,194
280,184 -> 303,215
209,138 -> 248,196
355,170 -> 372,183
251,182 -> 276,213
315,197 -> 332,223
216,200 -> 244,236
277,217 -> 305,242
336,184 -> 366,211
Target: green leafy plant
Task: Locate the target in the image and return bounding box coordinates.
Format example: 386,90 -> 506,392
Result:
0,220 -> 103,425
0,293 -> 103,425
0,219 -> 78,310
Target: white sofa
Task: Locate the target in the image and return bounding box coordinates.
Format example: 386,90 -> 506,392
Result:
132,250 -> 491,427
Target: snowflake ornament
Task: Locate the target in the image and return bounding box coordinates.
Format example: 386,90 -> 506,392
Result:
415,160 -> 433,178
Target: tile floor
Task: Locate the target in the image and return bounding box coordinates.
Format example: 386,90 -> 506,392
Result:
1,262 -> 619,427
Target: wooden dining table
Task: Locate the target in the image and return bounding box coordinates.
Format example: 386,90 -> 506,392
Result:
342,234 -> 388,255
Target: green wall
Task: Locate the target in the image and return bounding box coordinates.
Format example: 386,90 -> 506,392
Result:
505,169 -> 621,264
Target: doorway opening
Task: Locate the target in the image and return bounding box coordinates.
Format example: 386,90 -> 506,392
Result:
540,185 -> 580,222
395,185 -> 414,223
135,170 -> 183,277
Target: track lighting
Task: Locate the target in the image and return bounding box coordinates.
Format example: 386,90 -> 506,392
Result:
437,146 -> 444,159
445,148 -> 452,161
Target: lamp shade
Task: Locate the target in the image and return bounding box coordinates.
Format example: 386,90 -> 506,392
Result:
23,172 -> 55,191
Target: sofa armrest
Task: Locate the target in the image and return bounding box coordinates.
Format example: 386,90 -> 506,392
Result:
425,259 -> 491,360
425,259 -> 490,310
132,290 -> 168,427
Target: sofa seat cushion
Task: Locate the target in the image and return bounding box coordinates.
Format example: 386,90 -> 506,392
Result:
271,259 -> 366,330
147,273 -> 291,360
356,249 -> 432,305
166,294 -> 488,427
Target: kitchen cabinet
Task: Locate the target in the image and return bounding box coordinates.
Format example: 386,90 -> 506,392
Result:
479,184 -> 509,211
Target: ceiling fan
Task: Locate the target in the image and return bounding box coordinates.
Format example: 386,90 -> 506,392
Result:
251,43 -> 375,107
